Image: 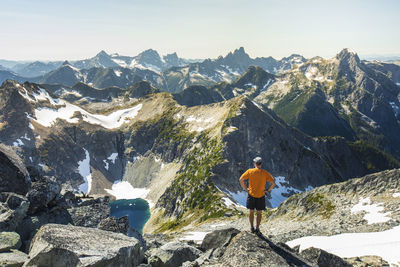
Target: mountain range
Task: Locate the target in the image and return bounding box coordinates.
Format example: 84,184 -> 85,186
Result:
1,47 -> 400,266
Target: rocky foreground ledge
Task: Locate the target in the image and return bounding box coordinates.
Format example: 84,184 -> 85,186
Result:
2,223 -> 364,267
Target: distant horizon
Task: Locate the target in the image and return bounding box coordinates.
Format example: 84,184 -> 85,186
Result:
1,47 -> 400,63
1,0 -> 399,61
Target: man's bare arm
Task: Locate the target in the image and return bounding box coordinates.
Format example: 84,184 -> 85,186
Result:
266,179 -> 276,192
239,176 -> 248,191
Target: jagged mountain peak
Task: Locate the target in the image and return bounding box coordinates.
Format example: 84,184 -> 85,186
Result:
336,48 -> 361,64
62,60 -> 71,66
96,50 -> 109,57
225,47 -> 250,60
137,49 -> 161,58
234,66 -> 275,88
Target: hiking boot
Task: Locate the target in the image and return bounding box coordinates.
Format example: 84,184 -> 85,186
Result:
251,226 -> 255,233
255,228 -> 262,235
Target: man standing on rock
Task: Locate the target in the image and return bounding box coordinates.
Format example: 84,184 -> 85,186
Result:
239,157 -> 275,235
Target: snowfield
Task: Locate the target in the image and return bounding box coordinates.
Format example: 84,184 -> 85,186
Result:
20,86 -> 142,129
77,149 -> 92,194
105,180 -> 153,207
286,226 -> 400,266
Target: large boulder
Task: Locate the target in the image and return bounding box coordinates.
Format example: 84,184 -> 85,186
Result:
24,224 -> 144,267
0,249 -> 28,267
0,193 -> 29,232
16,208 -> 73,253
0,232 -> 21,252
201,228 -> 240,251
68,197 -> 110,228
220,231 -> 314,267
345,255 -> 390,267
0,144 -> 31,195
148,241 -> 202,267
98,216 -> 146,248
300,247 -> 352,267
26,176 -> 61,215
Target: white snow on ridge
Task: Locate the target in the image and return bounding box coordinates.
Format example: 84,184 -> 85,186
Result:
34,100 -> 142,129
351,197 -> 391,224
78,149 -> 92,194
112,59 -> 129,68
286,226 -> 400,266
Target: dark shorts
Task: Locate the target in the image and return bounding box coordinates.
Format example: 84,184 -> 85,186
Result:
246,194 -> 266,211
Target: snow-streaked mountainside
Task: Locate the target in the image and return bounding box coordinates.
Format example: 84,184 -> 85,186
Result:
1,76 -> 398,226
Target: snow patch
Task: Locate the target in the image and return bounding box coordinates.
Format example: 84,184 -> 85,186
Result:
114,69 -> 122,77
34,99 -> 142,129
13,139 -> 24,147
78,149 -> 92,194
222,197 -> 240,208
105,180 -> 151,203
108,153 -> 118,163
393,193 -> 400,198
262,79 -> 273,90
112,59 -> 129,68
180,232 -> 209,244
29,123 -> 34,130
389,102 -> 399,117
270,176 -> 301,208
351,197 -> 391,224
286,226 -> 400,266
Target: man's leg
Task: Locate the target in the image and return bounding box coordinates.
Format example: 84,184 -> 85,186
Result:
249,209 -> 255,229
256,210 -> 262,229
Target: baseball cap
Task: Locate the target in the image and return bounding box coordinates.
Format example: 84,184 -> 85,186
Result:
253,157 -> 262,164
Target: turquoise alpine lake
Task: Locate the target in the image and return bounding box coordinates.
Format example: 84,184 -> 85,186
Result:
109,198 -> 151,233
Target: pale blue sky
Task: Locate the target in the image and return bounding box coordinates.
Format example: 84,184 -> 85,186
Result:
0,0 -> 399,60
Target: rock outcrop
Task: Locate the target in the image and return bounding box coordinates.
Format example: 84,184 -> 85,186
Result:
0,144 -> 31,195
148,241 -> 202,267
300,247 -> 352,267
67,197 -> 110,228
25,224 -> 144,267
0,232 -> 21,252
0,193 -> 29,232
219,231 -> 313,267
0,249 -> 28,267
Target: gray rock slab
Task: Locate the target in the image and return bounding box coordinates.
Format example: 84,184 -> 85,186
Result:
24,223 -> 144,267
149,241 -> 202,267
0,249 -> 28,267
0,232 -> 21,252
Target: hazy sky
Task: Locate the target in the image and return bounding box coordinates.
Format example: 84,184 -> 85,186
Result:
1,0 -> 399,60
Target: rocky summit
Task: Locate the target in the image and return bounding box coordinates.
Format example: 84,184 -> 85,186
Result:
0,48 -> 399,266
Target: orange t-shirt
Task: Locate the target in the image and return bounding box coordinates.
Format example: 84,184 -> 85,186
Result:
241,168 -> 274,198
